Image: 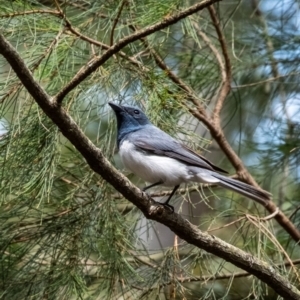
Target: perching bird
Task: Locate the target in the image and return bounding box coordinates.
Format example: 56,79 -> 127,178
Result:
109,102 -> 271,210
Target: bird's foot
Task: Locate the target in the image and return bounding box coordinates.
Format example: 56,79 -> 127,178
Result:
141,190 -> 148,198
160,202 -> 174,213
148,201 -> 174,215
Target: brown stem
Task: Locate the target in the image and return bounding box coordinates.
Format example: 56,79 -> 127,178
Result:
208,5 -> 231,120
0,29 -> 64,104
1,33 -> 300,300
52,0 -> 146,70
233,72 -> 300,88
192,20 -> 226,104
110,0 -> 127,46
133,6 -> 300,243
0,9 -> 61,18
54,0 -> 221,104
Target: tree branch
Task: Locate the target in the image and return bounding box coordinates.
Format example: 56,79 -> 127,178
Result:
0,9 -> 61,18
54,0 -> 221,104
121,6 -> 300,242
1,33 -> 300,300
110,0 -> 127,46
51,0 -> 146,70
208,5 -> 232,120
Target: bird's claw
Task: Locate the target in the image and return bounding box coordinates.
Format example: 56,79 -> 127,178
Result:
161,203 -> 174,213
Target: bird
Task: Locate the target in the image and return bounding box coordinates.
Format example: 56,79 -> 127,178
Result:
109,102 -> 271,211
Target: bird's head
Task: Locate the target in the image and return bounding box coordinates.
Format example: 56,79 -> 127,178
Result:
109,102 -> 151,139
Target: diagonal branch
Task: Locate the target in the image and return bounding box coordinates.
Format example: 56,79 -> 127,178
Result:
53,0 -> 221,104
113,7 -> 300,243
1,33 -> 300,300
110,0 -> 127,46
203,5 -> 300,243
0,28 -> 64,104
192,20 -> 226,105
1,7 -> 147,71
131,27 -> 208,117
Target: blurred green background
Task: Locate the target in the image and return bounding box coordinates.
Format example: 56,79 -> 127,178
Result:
0,0 -> 299,299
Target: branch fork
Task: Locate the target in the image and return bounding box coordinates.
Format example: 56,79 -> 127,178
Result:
1,1 -> 300,297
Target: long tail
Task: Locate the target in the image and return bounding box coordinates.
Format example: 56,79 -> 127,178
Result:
212,173 -> 271,205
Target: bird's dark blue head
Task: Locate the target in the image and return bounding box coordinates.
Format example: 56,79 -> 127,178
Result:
109,102 -> 151,146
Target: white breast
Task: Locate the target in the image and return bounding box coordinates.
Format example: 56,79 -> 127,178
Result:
119,140 -> 192,186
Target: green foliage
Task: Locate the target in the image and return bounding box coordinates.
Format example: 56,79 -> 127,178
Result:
0,0 -> 299,299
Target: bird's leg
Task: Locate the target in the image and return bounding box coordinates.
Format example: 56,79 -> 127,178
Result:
162,185 -> 180,212
143,182 -> 179,213
142,181 -> 163,192
164,185 -> 180,205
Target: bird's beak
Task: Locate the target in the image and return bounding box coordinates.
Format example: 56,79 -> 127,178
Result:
108,102 -> 124,112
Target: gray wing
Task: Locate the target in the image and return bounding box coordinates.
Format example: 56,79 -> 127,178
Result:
128,126 -> 228,174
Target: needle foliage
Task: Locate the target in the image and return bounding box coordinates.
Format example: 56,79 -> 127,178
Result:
0,0 -> 299,299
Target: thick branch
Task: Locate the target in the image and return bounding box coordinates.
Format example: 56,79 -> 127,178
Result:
0,34 -> 300,300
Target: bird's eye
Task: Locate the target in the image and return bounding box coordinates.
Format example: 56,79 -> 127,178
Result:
134,110 -> 140,114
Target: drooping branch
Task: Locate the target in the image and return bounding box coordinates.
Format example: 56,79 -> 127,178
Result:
119,6 -> 300,242
203,5 -> 300,242
208,5 -> 232,120
0,33 -> 300,300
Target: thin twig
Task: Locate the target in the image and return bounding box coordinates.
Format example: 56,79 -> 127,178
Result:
112,3 -> 300,242
233,72 -> 300,88
54,0 -> 221,104
126,21 -> 208,115
207,5 -> 232,120
1,32 -> 300,299
113,183 -> 217,199
168,257 -> 300,283
208,209 -> 279,233
0,29 -> 64,104
52,0 -> 146,70
260,207 -> 279,221
0,9 -> 61,18
110,0 -> 127,46
208,216 -> 246,232
119,258 -> 300,292
184,21 -> 300,245
246,214 -> 300,283
192,20 -> 225,103
289,205 -> 300,220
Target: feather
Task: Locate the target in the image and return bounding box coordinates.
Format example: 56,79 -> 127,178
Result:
128,125 -> 228,174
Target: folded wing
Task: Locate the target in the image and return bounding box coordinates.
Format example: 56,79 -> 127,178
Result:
129,126 -> 228,174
